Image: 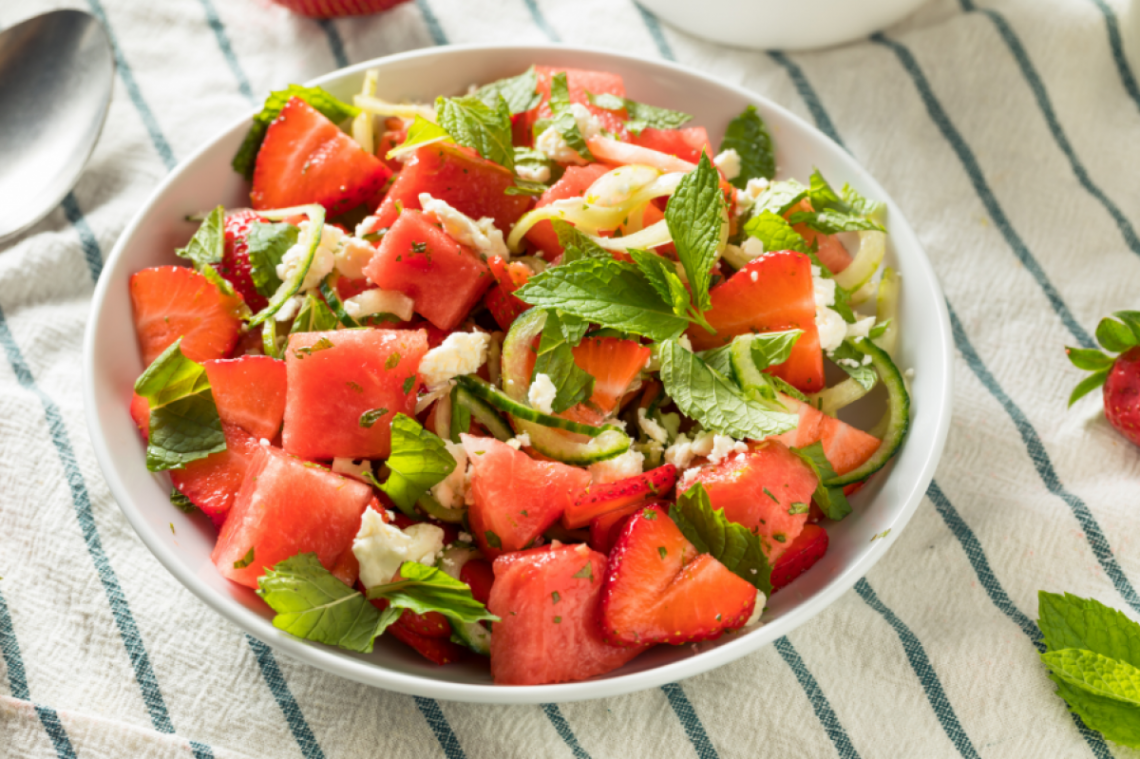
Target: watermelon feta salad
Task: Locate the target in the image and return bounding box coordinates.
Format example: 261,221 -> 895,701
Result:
128,65 -> 910,685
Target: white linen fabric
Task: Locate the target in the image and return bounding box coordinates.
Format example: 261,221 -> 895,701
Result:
2,0 -> 1140,756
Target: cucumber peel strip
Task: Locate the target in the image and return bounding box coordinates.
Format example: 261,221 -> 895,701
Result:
318,273 -> 361,328
808,377 -> 871,417
456,376 -> 621,438
454,384 -> 513,441
834,230 -> 885,293
438,546 -> 492,655
247,204 -> 326,327
875,267 -> 900,358
822,337 -> 909,487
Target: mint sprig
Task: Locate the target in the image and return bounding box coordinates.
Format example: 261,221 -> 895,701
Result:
247,221 -> 299,298
380,413 -> 457,516
719,105 -> 776,190
553,219 -> 610,263
290,293 -> 339,334
473,66 -> 541,115
670,483 -> 772,594
387,114 -> 453,160
544,72 -> 593,162
666,152 -> 727,315
587,91 -> 692,135
1066,311 -> 1140,405
365,561 -> 499,625
829,339 -> 878,391
787,170 -> 884,234
533,310 -> 595,413
233,85 -> 359,179
1038,591 -> 1140,748
175,206 -> 224,269
435,94 -> 514,170
789,442 -> 851,521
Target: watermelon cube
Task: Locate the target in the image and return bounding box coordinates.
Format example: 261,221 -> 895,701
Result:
282,329 -> 427,460
203,356 -> 287,441
773,395 -> 881,477
525,164 -> 611,259
523,66 -> 630,141
212,444 -> 373,588
630,127 -> 712,164
363,210 -> 494,331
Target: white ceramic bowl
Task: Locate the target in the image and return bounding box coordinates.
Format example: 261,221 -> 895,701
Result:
637,0 -> 930,51
83,45 -> 952,704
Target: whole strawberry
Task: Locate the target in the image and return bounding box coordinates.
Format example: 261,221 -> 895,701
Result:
269,0 -> 411,19
1066,311 -> 1140,447
218,209 -> 269,313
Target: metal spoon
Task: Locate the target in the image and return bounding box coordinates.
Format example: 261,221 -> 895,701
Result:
0,10 -> 113,243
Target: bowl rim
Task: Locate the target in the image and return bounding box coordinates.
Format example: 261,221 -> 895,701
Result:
83,42 -> 953,704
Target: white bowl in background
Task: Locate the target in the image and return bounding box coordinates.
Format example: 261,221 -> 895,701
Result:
637,0 -> 930,51
83,45 -> 952,704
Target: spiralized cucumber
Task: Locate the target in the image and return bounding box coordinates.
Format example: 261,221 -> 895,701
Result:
455,383 -> 513,441
834,230 -> 885,293
808,377 -> 872,417
438,546 -> 491,656
875,267 -> 900,358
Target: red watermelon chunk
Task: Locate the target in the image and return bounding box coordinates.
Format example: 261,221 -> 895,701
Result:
363,210 -> 494,331
524,66 -> 630,142
630,127 -> 712,164
687,250 -> 825,393
282,329 -> 427,460
688,441 -> 818,561
773,396 -> 881,477
203,356 -> 287,441
461,435 -> 592,558
488,544 -> 647,685
171,423 -> 261,529
372,143 -> 531,232
770,523 -> 829,592
212,444 -> 373,588
525,163 -> 612,259
485,256 -> 532,331
251,97 -> 392,216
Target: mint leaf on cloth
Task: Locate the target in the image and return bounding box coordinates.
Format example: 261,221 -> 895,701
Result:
515,257 -> 690,342
533,310 -> 595,413
175,206 -> 224,268
387,114 -> 453,161
1041,648 -> 1140,747
366,561 -> 499,625
473,66 -> 541,115
246,221 -> 299,298
436,94 -> 514,170
658,339 -> 797,440
134,339 -> 226,472
380,413 -> 457,514
719,105 -> 776,189
588,91 -> 692,135
789,441 -> 852,521
233,85 -> 360,179
1066,311 -> 1140,404
666,152 -> 728,313
1038,591 -> 1140,669
670,483 -> 772,594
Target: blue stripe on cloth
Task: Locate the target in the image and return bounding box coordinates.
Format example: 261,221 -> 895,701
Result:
196,0 -> 255,103
854,579 -> 981,759
773,638 -> 861,759
661,683 -> 719,759
765,52 -> 849,152
317,19 -> 349,69
870,32 -> 1095,349
414,697 -> 467,759
246,637 -> 326,759
82,0 -> 176,170
926,481 -> 1114,758
0,587 -> 78,759
1087,0 -> 1140,115
961,0 -> 1140,259
946,302 -> 1140,614
416,0 -> 448,46
60,193 -> 103,283
541,704 -> 591,759
0,305 -> 213,759
633,3 -> 676,60
524,0 -> 561,42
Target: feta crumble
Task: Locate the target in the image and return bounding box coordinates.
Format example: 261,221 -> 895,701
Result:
418,331 -> 492,390
741,236 -> 764,259
816,306 -> 847,353
354,215 -> 383,239
334,235 -> 379,280
637,407 -> 669,445
744,590 -> 767,627
344,288 -> 415,322
678,334 -> 694,352
534,103 -> 602,164
515,162 -> 551,184
528,373 -> 557,414
274,295 -> 303,323
713,149 -> 742,180
419,193 -> 510,260
352,510 -> 445,588
277,220 -> 342,293
664,431 -> 716,470
706,434 -> 748,465
845,315 -> 876,341
589,448 -> 645,484
431,440 -> 468,509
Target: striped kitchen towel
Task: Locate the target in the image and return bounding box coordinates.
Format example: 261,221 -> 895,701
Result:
2,0 -> 1140,756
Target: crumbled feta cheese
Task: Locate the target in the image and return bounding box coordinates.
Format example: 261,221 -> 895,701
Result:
816,306 -> 847,353
713,149 -> 742,180
812,267 -> 836,308
354,215 -> 383,239
344,288 -> 415,322
418,193 -> 509,260
677,466 -> 702,493
733,190 -> 754,219
277,220 -> 342,293
836,358 -> 861,368
515,162 -> 551,183
678,334 -> 694,352
904,368 -> 916,379
638,407 -> 669,445
431,441 -> 468,509
706,435 -> 748,465
664,431 -> 716,470
353,510 -> 445,588
528,373 -> 557,414
846,315 -> 876,341
332,457 -> 373,482
418,331 -> 492,390
589,448 -> 645,484
515,432 -> 531,448
862,354 -> 873,366
274,295 -> 303,323
741,236 -> 765,259
745,177 -> 770,197
744,590 -> 767,627
534,103 -> 602,164
334,236 -> 379,280
507,437 -> 523,450
458,531 -> 473,544
259,438 -> 270,447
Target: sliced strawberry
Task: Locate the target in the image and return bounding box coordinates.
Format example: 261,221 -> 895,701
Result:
460,559 -> 495,606
773,395 -> 881,477
130,266 -> 244,367
216,209 -> 269,312
601,505 -> 758,646
686,249 -> 824,393
589,500 -> 653,555
130,392 -> 150,440
771,524 -> 829,592
571,336 -> 652,413
203,356 -> 288,441
394,609 -> 452,639
251,97 -> 393,216
169,423 -> 262,529
563,464 -> 677,529
485,256 -> 532,331
368,597 -> 464,665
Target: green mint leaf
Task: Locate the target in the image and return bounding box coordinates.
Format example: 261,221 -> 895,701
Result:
1041,648 -> 1140,747
170,488 -> 196,514
233,547 -> 255,569
744,210 -> 810,254
134,340 -> 225,472
788,208 -> 884,235
790,442 -> 851,521
359,408 -> 389,428
720,105 -> 776,189
588,91 -> 692,135
1097,316 -> 1139,353
505,181 -> 547,197
805,249 -> 856,324
1038,591 -> 1140,668
484,530 -> 502,549
667,152 -> 726,313
257,553 -> 395,653
553,219 -> 610,263
449,384 -> 471,443
1069,369 -> 1110,407
829,340 -> 878,391
670,484 -> 772,594
788,502 -> 810,515
796,170 -> 884,233
658,340 -> 798,439
749,329 -> 803,370
175,206 -> 224,269
380,413 -> 457,513
366,561 -> 498,625
533,310 -> 596,413
697,344 -> 735,378
291,336 -> 335,359
233,86 -> 360,179
547,72 -> 593,162
752,179 -> 808,218
291,293 -> 339,334
436,94 -> 514,170
247,222 -> 299,298
474,66 -> 541,115
571,563 -> 594,582
387,114 -> 452,160
868,319 -> 891,340
631,249 -> 692,319
840,183 -> 885,218
771,375 -> 809,403
1066,347 -> 1114,372
515,258 -> 690,342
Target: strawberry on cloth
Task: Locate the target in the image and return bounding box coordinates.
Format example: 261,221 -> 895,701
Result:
269,0 -> 411,18
1067,311 -> 1140,447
